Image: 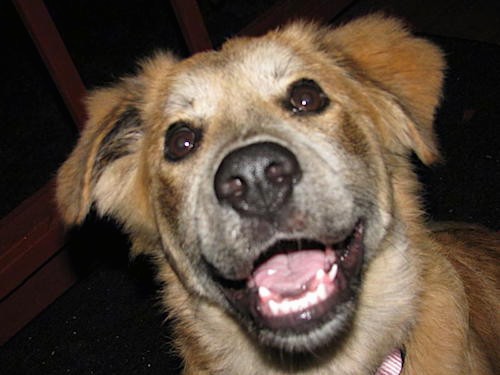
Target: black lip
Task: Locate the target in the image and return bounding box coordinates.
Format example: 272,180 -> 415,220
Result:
216,221 -> 365,341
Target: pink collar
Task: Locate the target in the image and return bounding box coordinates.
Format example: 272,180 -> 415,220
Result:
375,348 -> 403,375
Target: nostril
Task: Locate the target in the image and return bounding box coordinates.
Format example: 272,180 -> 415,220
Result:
265,159 -> 302,185
266,163 -> 287,184
217,176 -> 246,201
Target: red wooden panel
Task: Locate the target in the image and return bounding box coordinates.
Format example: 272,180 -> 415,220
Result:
13,0 -> 88,130
170,0 -> 213,54
0,180 -> 65,300
0,247 -> 78,345
1,0 -> 88,342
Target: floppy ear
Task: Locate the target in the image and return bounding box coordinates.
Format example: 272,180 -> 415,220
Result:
56,52 -> 177,234
56,77 -> 148,228
326,14 -> 445,165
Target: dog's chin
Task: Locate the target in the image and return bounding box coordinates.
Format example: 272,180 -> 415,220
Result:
214,221 -> 365,352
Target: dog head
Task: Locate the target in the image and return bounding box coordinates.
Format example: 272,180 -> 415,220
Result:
57,15 -> 444,354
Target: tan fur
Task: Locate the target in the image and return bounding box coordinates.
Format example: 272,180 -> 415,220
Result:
56,15 -> 499,374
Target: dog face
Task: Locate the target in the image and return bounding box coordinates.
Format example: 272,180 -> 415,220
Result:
57,15 -> 444,356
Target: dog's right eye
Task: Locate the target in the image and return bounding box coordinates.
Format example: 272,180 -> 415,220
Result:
164,122 -> 201,161
287,79 -> 329,115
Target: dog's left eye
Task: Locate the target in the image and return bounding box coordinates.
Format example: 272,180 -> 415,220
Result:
287,79 -> 329,114
164,122 -> 201,161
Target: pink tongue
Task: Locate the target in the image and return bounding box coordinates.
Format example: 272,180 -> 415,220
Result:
252,250 -> 326,295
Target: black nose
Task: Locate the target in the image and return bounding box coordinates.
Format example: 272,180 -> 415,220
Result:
214,142 -> 302,217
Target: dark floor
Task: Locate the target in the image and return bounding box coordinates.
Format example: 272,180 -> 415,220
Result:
1,1 -> 499,374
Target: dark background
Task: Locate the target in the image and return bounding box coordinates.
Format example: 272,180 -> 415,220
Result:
1,0 -> 499,374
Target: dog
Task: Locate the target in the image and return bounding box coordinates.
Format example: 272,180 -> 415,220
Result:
56,15 -> 499,374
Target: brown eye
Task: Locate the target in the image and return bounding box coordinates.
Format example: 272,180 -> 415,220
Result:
288,79 -> 329,114
164,122 -> 200,161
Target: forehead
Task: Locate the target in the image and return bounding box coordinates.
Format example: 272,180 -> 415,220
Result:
164,39 -> 306,119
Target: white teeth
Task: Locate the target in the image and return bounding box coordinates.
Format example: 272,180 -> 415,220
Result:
300,297 -> 310,310
262,265 -> 339,317
317,283 -> 327,301
306,291 -> 319,306
258,286 -> 272,299
281,299 -> 292,313
264,278 -> 333,316
304,292 -> 313,306
291,297 -> 306,313
328,264 -> 338,281
268,300 -> 279,315
316,269 -> 326,281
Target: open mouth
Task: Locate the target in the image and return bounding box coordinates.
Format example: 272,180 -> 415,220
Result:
218,221 -> 365,337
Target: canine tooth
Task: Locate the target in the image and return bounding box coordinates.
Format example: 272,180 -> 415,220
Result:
258,286 -> 272,299
328,264 -> 338,281
317,283 -> 327,301
316,269 -> 326,281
